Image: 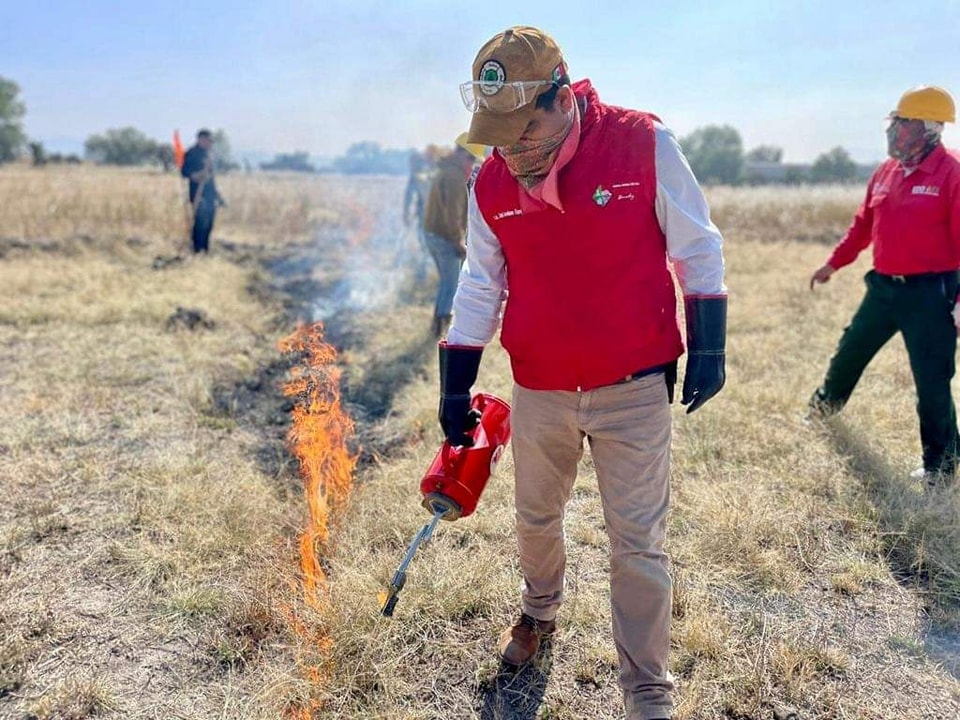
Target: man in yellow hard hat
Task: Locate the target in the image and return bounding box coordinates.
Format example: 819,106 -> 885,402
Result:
809,85 -> 960,486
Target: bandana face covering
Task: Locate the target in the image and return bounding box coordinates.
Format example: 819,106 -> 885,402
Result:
500,103 -> 575,189
886,116 -> 940,167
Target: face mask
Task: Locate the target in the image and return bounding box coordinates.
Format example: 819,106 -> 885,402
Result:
886,117 -> 940,166
500,103 -> 575,189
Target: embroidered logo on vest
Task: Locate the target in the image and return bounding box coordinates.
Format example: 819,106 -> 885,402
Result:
493,208 -> 523,221
612,181 -> 640,201
592,185 -> 612,207
912,185 -> 940,196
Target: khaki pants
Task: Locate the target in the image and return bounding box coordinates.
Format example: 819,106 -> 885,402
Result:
511,373 -> 673,720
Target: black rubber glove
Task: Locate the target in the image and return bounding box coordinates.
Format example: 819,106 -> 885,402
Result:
438,342 -> 483,446
681,296 -> 727,414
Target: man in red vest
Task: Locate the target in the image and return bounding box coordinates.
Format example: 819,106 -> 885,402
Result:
809,86 -> 960,487
437,26 -> 727,720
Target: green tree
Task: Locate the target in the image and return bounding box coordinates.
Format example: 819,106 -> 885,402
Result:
84,127 -> 159,166
332,141 -> 411,175
745,145 -> 783,163
810,146 -> 857,183
156,143 -> 175,172
680,125 -> 745,185
0,77 -> 27,163
28,141 -> 46,166
261,151 -> 315,173
211,129 -> 238,172
783,166 -> 808,184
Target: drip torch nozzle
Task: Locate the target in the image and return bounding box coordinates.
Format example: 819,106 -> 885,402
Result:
380,507 -> 447,617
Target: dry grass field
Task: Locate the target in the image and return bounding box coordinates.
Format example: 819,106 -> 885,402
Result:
0,164 -> 957,720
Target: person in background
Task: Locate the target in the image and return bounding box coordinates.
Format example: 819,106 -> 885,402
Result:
436,26 -> 726,720
423,133 -> 485,338
809,85 -> 960,488
180,129 -> 226,254
402,150 -> 436,282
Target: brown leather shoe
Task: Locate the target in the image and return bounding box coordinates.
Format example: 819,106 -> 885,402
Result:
498,613 -> 556,667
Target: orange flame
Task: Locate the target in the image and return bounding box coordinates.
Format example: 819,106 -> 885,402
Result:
279,321 -> 357,609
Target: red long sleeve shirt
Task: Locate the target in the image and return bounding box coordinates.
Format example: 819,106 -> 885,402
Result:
827,145 -> 960,275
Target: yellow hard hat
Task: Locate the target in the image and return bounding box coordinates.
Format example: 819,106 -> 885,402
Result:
455,132 -> 487,160
892,85 -> 956,123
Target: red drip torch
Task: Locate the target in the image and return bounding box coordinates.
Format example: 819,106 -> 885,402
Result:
380,393 -> 511,617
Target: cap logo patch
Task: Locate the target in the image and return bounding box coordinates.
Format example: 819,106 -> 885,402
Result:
479,60 -> 505,95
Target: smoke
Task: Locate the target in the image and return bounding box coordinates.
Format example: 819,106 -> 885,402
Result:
309,176 -> 413,322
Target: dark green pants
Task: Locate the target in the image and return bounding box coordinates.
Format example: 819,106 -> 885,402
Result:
812,270 -> 960,474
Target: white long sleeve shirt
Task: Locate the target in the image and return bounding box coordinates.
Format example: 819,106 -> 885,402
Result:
447,122 -> 726,347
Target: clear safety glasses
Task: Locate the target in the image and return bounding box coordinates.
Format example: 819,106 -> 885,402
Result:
459,80 -> 555,114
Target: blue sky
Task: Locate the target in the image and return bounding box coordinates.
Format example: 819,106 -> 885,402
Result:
2,0 -> 959,162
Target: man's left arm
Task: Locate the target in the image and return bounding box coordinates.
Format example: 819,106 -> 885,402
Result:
654,123 -> 727,414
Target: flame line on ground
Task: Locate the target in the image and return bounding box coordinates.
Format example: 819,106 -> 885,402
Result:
278,321 -> 358,718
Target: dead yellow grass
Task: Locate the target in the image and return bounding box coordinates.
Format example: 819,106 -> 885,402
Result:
0,165 -> 329,718
306,185 -> 960,719
1,168 -> 958,719
0,163 -> 339,245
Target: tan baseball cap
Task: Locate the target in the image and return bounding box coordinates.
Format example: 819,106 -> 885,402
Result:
466,26 -> 567,147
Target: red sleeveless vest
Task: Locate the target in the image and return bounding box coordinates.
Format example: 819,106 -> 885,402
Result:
473,80 -> 683,391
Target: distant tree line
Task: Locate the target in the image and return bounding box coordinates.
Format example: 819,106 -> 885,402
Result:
0,76 -> 27,163
679,125 -> 865,185
320,132 -> 865,183
0,73 -> 875,184
257,142 -> 411,175
330,142 -> 411,175
27,142 -> 82,166
83,127 -> 237,172
260,151 -> 315,172
0,75 -> 241,172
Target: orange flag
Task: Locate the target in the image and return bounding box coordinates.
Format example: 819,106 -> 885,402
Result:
173,130 -> 185,169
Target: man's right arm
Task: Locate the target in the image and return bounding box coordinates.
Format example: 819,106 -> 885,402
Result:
445,185 -> 507,347
809,168 -> 881,289
182,148 -> 211,183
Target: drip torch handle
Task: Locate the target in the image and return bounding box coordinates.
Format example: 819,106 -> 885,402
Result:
420,508 -> 445,543
380,509 -> 446,617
